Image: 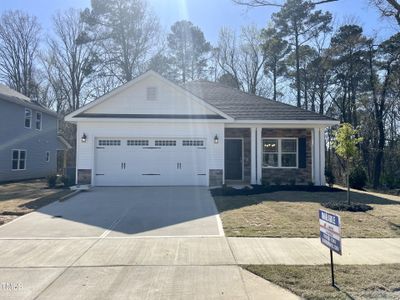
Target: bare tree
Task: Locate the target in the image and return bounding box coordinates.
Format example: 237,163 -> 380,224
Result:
43,9 -> 97,113
216,25 -> 267,95
0,10 -> 41,98
239,26 -> 269,94
216,27 -> 242,87
232,0 -> 339,7
371,0 -> 400,26
81,0 -> 160,83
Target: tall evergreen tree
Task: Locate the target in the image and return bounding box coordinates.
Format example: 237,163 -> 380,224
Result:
167,20 -> 211,83
261,27 -> 290,101
271,0 -> 332,107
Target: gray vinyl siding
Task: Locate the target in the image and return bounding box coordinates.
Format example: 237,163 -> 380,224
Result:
0,98 -> 58,182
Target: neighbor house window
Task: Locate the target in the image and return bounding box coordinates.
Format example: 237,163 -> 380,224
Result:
263,138 -> 298,168
45,151 -> 50,162
25,108 -> 32,128
12,150 -> 27,170
36,112 -> 42,130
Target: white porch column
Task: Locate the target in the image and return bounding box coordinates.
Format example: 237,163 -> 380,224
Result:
319,128 -> 326,185
313,127 -> 321,185
250,127 -> 257,184
256,127 -> 263,184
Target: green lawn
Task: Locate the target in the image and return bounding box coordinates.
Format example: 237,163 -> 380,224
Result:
213,188 -> 400,237
243,264 -> 400,300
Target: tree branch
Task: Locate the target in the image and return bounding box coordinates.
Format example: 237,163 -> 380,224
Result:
232,0 -> 339,7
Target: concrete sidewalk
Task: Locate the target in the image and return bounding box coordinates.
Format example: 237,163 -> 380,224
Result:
0,237 -> 300,300
228,237 -> 400,265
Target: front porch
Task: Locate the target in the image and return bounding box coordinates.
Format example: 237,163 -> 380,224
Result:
224,126 -> 326,186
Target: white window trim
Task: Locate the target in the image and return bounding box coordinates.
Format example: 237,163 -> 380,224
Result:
11,149 -> 27,171
45,151 -> 50,162
262,137 -> 298,169
36,112 -> 42,130
24,108 -> 32,129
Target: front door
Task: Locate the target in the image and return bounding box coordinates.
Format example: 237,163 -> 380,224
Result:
225,139 -> 243,180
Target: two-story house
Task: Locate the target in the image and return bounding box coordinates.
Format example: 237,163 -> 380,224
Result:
0,84 -> 70,182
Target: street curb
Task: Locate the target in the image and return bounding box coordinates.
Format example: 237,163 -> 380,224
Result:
59,190 -> 81,202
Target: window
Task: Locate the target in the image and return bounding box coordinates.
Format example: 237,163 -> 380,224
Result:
35,112 -> 42,130
263,139 -> 279,167
12,150 -> 26,170
25,109 -> 32,128
127,140 -> 149,146
146,86 -> 157,101
263,138 -> 298,168
182,140 -> 204,146
98,140 -> 121,146
155,140 -> 176,146
45,151 -> 50,162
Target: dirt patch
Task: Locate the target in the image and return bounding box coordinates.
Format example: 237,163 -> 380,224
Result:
0,179 -> 73,225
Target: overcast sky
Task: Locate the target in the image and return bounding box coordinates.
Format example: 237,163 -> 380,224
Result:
0,0 -> 397,43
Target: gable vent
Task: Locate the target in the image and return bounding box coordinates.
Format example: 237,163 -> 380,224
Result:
146,86 -> 158,101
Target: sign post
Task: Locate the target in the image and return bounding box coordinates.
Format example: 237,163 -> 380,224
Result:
319,209 -> 342,287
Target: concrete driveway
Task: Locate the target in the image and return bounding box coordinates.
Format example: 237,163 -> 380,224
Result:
0,187 -> 223,238
0,187 -> 298,300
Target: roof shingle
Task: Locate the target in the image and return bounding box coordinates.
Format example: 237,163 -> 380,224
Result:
181,80 -> 335,121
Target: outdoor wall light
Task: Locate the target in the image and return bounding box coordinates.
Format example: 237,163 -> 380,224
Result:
81,133 -> 87,143
214,134 -> 219,144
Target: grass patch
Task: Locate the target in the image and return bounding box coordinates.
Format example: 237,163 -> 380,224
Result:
243,264 -> 400,300
213,189 -> 400,237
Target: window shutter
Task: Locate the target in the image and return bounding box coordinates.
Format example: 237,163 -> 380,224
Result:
298,137 -> 307,168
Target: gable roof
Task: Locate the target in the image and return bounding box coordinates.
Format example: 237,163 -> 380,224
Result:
0,84 -> 57,116
181,80 -> 336,122
65,71 -> 233,121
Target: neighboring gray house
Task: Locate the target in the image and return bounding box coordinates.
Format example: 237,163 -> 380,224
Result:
0,84 -> 70,182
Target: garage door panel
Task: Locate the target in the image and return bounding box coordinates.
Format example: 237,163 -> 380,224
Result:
95,138 -> 207,186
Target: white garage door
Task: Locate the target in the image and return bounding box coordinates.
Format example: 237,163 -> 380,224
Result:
94,138 -> 207,186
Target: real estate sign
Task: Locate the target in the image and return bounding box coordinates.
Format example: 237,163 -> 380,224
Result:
319,209 -> 342,255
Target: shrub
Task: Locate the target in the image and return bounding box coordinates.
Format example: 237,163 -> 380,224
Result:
60,175 -> 74,187
325,167 -> 335,187
47,174 -> 57,188
307,181 -> 315,186
272,177 -> 282,186
322,201 -> 373,212
261,179 -> 270,187
349,166 -> 367,190
383,172 -> 400,189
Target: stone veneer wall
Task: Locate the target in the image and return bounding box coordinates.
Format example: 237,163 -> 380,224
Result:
209,169 -> 223,186
262,128 -> 312,184
77,169 -> 92,185
224,128 -> 251,182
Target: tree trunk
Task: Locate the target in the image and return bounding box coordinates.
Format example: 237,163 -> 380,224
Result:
273,67 -> 277,101
373,120 -> 385,188
346,171 -> 350,205
295,29 -> 301,107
